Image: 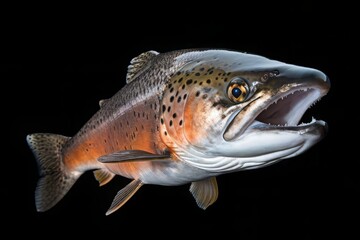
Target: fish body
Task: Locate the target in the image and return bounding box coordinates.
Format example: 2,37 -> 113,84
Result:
27,49 -> 330,214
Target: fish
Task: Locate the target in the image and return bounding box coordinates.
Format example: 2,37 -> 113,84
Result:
27,49 -> 330,215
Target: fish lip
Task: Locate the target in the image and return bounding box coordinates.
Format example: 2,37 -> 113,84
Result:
223,81 -> 330,141
250,118 -> 328,136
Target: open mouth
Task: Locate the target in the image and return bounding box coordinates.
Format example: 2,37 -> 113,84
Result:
255,87 -> 323,127
224,84 -> 329,141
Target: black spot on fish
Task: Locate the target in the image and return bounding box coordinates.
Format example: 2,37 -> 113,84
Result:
199,82 -> 203,86
161,118 -> 164,124
227,72 -> 231,76
173,113 -> 177,118
179,120 -> 183,126
202,94 -> 208,99
182,85 -> 185,90
176,72 -> 181,75
195,72 -> 200,76
164,131 -> 168,136
178,77 -> 183,83
200,67 -> 205,71
212,99 -> 231,108
206,79 -> 211,84
194,80 -> 197,84
224,78 -> 228,82
209,70 -> 214,75
167,106 -> 171,112
127,121 -> 129,126
168,83 -> 173,88
175,91 -> 179,97
169,120 -> 173,126
196,91 -> 200,97
215,77 -> 219,80
170,96 -> 174,102
177,96 -> 182,103
186,79 -> 193,85
162,105 -> 166,113
170,87 -> 174,93
183,94 -> 187,100
218,73 -> 222,76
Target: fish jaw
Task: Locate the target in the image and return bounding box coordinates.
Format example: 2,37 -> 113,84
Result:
223,65 -> 330,140
170,63 -> 330,173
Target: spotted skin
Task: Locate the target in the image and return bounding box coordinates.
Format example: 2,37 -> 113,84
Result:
160,61 -> 239,151
27,49 -> 330,213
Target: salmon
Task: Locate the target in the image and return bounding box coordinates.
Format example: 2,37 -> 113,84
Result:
27,49 -> 330,215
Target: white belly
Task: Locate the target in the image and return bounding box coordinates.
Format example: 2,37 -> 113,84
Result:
104,160 -> 216,186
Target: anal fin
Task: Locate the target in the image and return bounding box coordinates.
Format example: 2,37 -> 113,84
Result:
106,179 -> 143,215
93,169 -> 115,186
190,177 -> 218,210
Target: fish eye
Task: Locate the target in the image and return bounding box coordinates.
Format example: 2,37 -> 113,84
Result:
227,77 -> 250,103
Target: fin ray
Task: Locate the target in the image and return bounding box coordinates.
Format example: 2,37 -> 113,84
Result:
27,133 -> 81,212
126,50 -> 159,83
190,177 -> 218,210
93,169 -> 115,186
106,179 -> 143,215
98,150 -> 171,163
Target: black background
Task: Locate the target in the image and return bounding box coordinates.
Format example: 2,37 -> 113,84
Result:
3,4 -> 357,239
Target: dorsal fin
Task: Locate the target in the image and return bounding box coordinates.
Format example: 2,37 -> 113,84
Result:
126,50 -> 159,83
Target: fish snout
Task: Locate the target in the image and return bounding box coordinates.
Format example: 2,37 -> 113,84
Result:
275,65 -> 330,95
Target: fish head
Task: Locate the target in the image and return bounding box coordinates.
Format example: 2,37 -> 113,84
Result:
160,50 -> 330,172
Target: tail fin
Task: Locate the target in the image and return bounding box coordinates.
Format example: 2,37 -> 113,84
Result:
27,133 -> 81,212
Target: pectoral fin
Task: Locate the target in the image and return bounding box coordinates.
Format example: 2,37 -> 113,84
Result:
190,177 -> 219,210
106,179 -> 143,215
98,150 -> 171,163
93,169 -> 115,186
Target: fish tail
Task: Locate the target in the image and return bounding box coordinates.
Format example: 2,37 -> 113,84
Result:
27,133 -> 81,212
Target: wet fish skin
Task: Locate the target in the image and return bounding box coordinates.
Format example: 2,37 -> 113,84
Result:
27,49 -> 330,214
